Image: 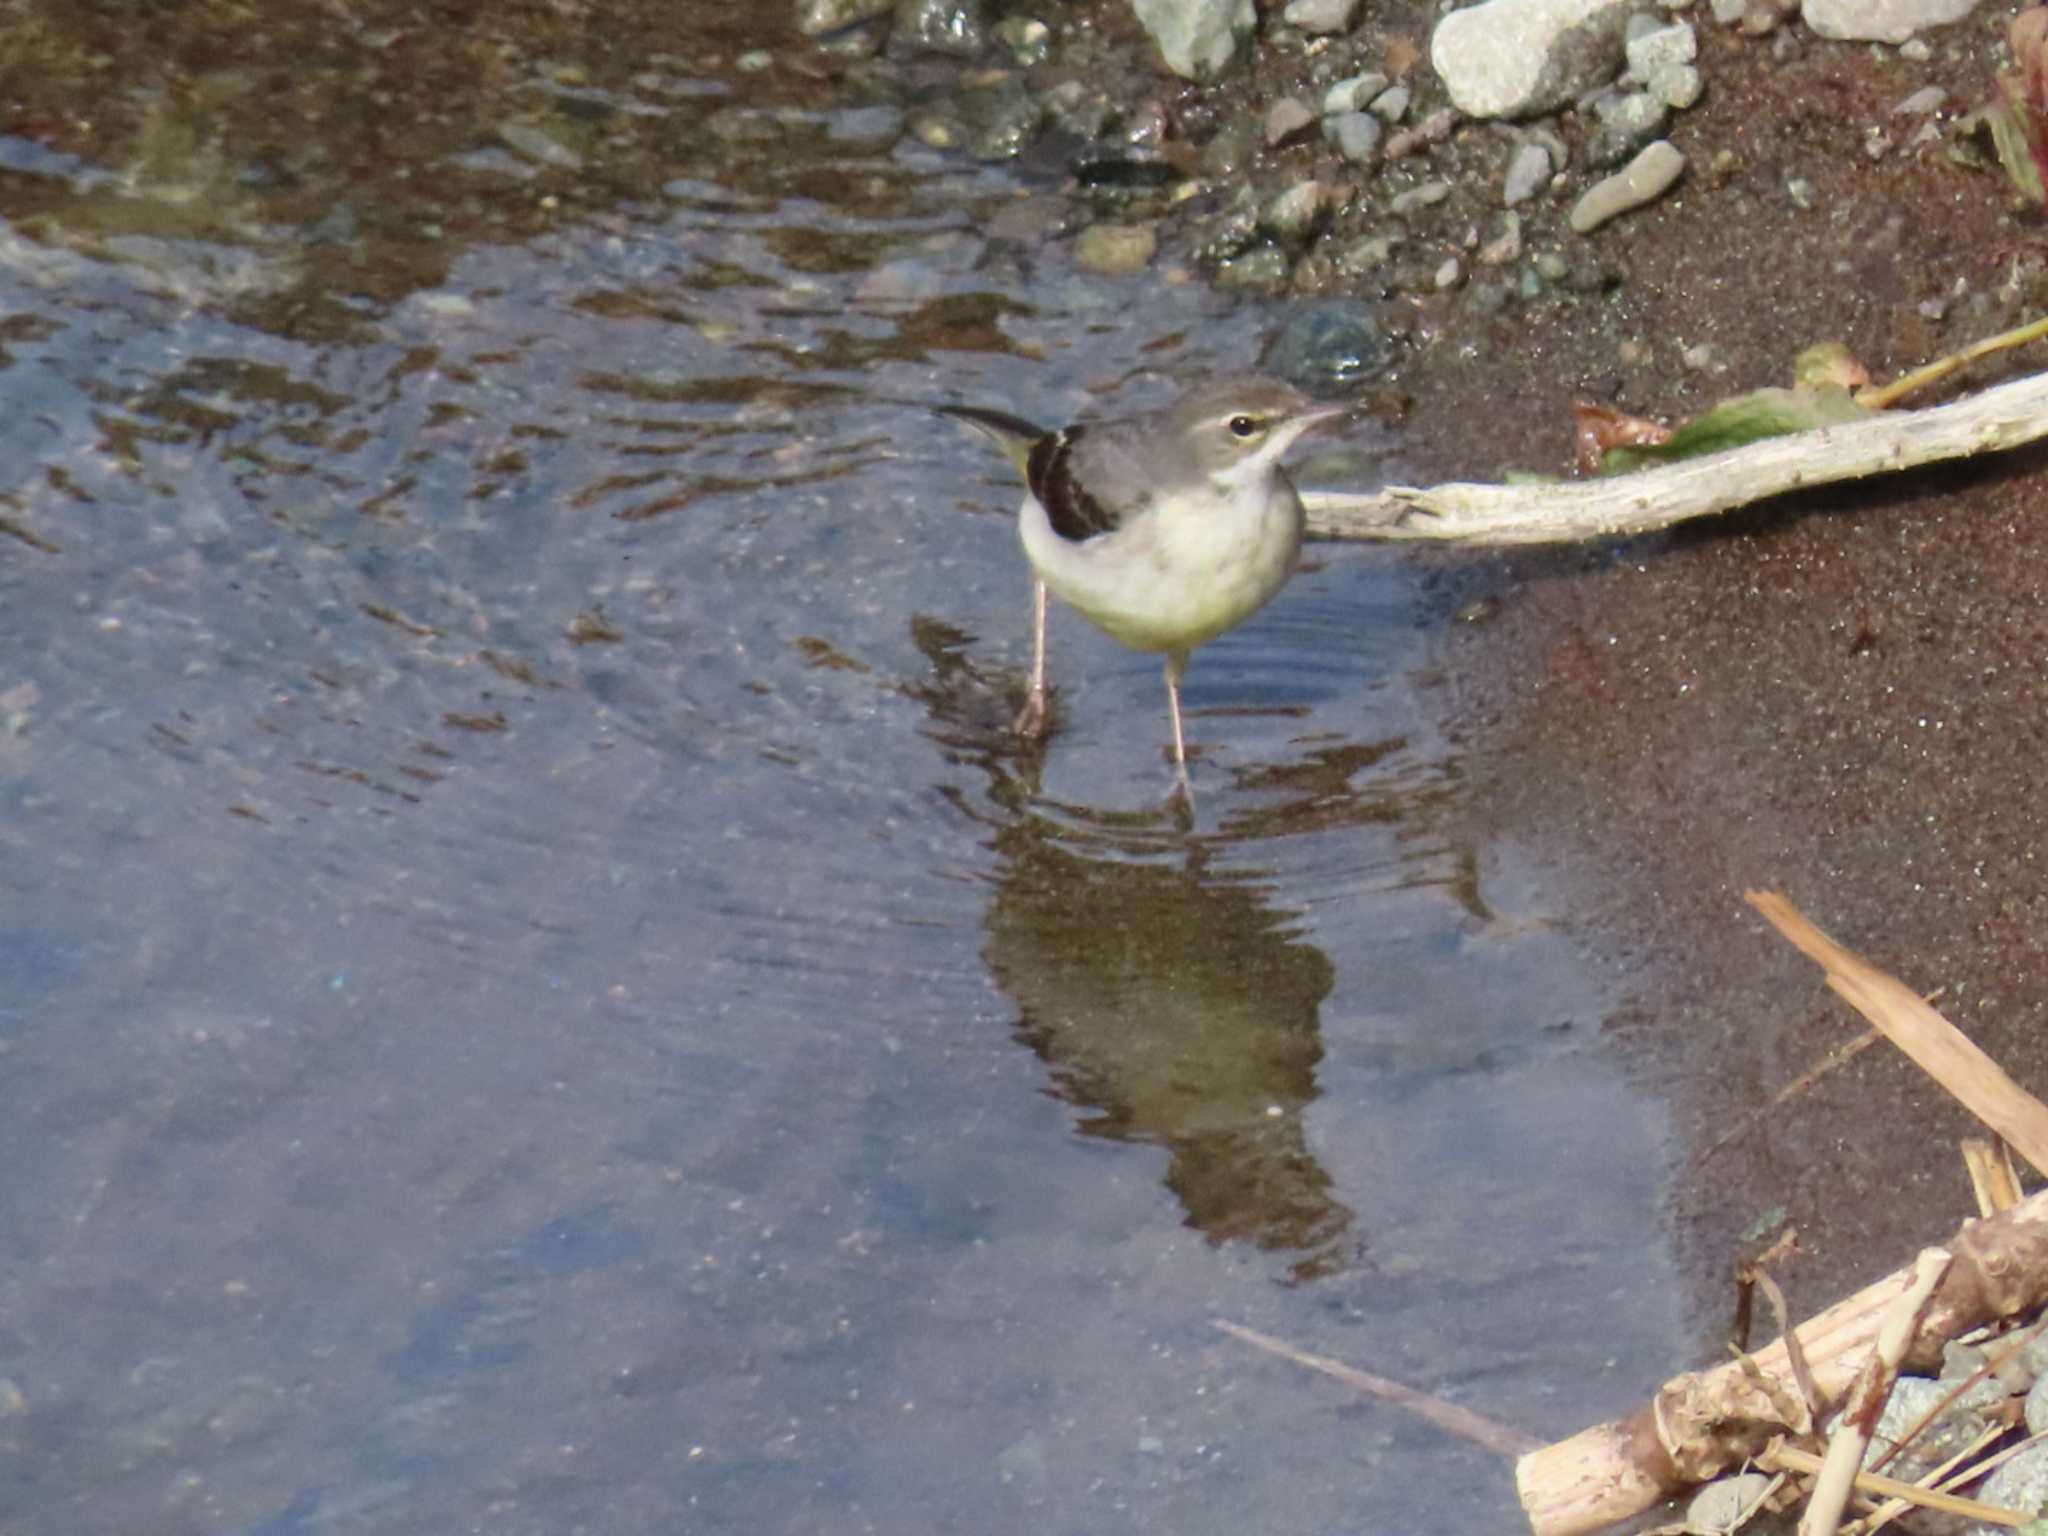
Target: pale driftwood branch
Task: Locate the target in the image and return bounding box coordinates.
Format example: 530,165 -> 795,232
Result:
1304,369 -> 2048,544
1516,1185 -> 2048,1536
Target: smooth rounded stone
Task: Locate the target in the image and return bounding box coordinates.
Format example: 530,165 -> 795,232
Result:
1283,0 -> 1364,31
1649,61 -> 1703,107
994,15 -> 1052,63
1588,90 -> 1670,165
1328,110 -> 1385,163
497,123 -> 583,170
1478,210 -> 1523,263
1074,222 -> 1158,274
1708,0 -> 1746,20
1264,95 -> 1317,146
1215,245 -> 1294,289
1133,0 -> 1257,78
1431,0 -> 1633,118
796,0 -> 894,35
1569,138 -> 1684,231
894,0 -> 987,54
1336,233 -> 1401,274
1980,1440 -> 2048,1520
1892,84 -> 1950,113
1203,119 -> 1260,175
1434,253 -> 1466,289
1385,106 -> 1460,157
1388,178 -> 1453,214
1625,16 -> 1697,73
956,77 -> 1047,160
1263,178 -> 1332,241
1263,300 -> 1393,385
1686,1473 -> 1777,1535
1802,0 -> 1978,39
1504,139 -> 1555,204
1371,84 -> 1412,120
1323,71 -> 1390,114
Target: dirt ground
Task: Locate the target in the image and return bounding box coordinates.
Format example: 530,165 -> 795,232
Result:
1382,19 -> 2048,1339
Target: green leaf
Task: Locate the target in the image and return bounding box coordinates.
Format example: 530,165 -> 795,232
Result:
1599,385 -> 1867,474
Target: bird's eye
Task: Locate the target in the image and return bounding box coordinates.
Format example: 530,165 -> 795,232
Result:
1227,415 -> 1260,438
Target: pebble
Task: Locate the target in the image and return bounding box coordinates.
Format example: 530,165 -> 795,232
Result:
1263,300 -> 1393,384
1503,140 -> 1554,205
1892,84 -> 1949,114
1477,211 -> 1523,263
1132,0 -> 1257,79
1323,72 -> 1389,115
1264,95 -> 1317,146
1282,0 -> 1364,31
1569,138 -> 1685,231
1589,90 -> 1670,165
795,0 -> 893,35
1686,1474 -> 1777,1536
1650,62 -> 1703,108
1389,179 -> 1453,214
1263,178 -> 1332,241
1384,107 -> 1458,158
1371,84 -> 1412,121
1328,111 -> 1384,163
1430,0 -> 1633,118
1434,254 -> 1466,289
1624,17 -> 1697,73
1800,0 -> 1980,41
1074,222 -> 1158,274
1216,246 -> 1293,289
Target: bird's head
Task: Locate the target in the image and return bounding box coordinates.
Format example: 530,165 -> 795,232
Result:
1171,375 -> 1349,488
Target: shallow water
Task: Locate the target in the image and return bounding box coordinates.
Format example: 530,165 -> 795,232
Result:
1,8 -> 1681,1532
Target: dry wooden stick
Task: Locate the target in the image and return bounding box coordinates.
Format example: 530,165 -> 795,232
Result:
1304,368 -> 2048,545
1963,1137 -> 2025,1218
1516,1186 -> 2048,1536
1852,1420 -> 2013,1536
1213,1320 -> 1541,1458
1745,891 -> 2048,1176
1795,1247 -> 1953,1536
1764,1441 -> 2028,1527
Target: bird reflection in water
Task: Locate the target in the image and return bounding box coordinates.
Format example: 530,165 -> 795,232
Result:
907,615 -> 1358,1282
984,827 -> 1353,1282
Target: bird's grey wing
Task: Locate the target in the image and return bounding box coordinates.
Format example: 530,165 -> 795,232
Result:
1028,423 -> 1164,544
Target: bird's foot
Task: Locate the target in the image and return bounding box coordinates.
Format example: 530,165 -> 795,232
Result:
1166,755 -> 1194,812
1013,686 -> 1049,740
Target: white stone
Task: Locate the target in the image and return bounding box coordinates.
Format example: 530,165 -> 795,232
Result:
1625,18 -> 1697,74
1801,0 -> 1979,42
1569,138 -> 1685,232
1431,0 -> 1634,117
1503,140 -> 1554,205
1132,0 -> 1257,79
1283,0 -> 1364,31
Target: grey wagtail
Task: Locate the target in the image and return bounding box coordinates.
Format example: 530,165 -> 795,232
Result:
939,375 -> 1345,791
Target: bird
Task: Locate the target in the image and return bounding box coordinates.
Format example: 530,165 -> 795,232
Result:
938,374 -> 1345,794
